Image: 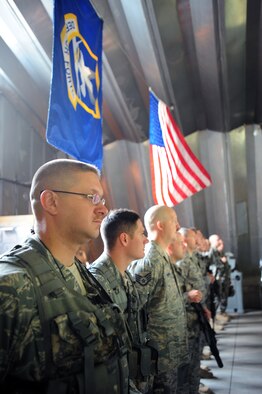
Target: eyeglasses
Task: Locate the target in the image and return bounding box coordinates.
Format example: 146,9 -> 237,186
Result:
41,190 -> 106,206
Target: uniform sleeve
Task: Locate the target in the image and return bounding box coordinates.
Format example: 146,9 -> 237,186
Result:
0,266 -> 37,381
177,258 -> 208,305
176,259 -> 190,279
188,260 -> 207,297
88,265 -> 112,296
127,257 -> 163,308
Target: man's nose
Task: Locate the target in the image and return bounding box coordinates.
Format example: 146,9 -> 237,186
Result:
96,203 -> 108,216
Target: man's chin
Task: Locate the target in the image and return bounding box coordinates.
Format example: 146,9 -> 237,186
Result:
84,230 -> 100,241
91,229 -> 101,239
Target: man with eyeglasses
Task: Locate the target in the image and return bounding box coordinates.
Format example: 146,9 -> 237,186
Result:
0,159 -> 131,394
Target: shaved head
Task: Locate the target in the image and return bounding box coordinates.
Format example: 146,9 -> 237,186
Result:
209,234 -> 224,251
144,205 -> 172,233
209,234 -> 219,245
144,205 -> 179,246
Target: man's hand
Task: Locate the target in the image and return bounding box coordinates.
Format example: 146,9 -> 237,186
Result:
188,289 -> 202,303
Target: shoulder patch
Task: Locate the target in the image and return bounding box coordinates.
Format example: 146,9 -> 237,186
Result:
135,272 -> 152,286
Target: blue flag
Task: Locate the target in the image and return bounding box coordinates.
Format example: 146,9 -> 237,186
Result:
46,0 -> 103,169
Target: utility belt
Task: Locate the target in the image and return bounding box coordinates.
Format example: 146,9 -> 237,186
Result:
128,340 -> 158,381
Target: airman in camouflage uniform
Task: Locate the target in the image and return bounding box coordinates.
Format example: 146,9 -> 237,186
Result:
89,208 -> 155,393
194,230 -> 215,321
0,159 -> 130,394
209,234 -> 232,319
128,205 -> 188,394
173,228 -> 210,394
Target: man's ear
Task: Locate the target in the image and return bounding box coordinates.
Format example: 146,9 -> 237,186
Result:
119,232 -> 128,246
156,220 -> 164,231
40,190 -> 58,215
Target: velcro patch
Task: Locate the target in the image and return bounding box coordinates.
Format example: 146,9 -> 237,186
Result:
135,272 -> 152,286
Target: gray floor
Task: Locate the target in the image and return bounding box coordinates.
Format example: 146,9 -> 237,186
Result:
201,311 -> 262,394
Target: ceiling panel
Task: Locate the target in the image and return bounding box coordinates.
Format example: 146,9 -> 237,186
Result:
0,0 -> 262,143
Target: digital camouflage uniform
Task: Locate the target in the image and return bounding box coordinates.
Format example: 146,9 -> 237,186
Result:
194,251 -> 210,282
89,253 -> 156,393
89,254 -> 128,314
176,253 -> 208,394
0,237 -> 130,394
195,251 -> 214,316
128,242 -> 189,394
209,249 -> 232,313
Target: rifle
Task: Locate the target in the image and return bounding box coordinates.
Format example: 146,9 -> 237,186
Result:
193,303 -> 223,368
209,279 -> 219,326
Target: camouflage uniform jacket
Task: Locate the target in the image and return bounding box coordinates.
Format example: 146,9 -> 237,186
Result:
89,253 -> 128,313
176,253 -> 207,338
195,251 -> 210,277
128,241 -> 189,372
0,237 -> 130,393
89,254 -> 157,392
89,253 -> 147,345
177,253 -> 208,303
210,249 -> 231,284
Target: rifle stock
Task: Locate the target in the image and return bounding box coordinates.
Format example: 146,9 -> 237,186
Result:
193,303 -> 223,368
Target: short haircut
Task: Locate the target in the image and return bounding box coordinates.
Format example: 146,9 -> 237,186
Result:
144,205 -> 173,234
101,208 -> 140,250
178,227 -> 196,237
178,227 -> 189,237
30,159 -> 100,201
30,159 -> 100,217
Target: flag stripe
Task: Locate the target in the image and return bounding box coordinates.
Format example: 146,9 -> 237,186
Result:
164,129 -> 199,195
151,145 -> 165,205
166,105 -> 211,184
152,146 -> 181,205
149,89 -> 212,206
160,106 -> 204,196
165,125 -> 204,193
160,103 -> 211,188
158,147 -> 180,205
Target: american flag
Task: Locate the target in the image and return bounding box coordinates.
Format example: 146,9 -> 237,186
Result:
149,89 -> 212,206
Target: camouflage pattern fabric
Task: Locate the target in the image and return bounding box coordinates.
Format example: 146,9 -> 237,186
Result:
89,253 -> 128,313
89,253 -> 143,344
195,252 -> 210,277
177,336 -> 201,394
152,368 -> 178,393
175,257 -> 202,339
0,237 -> 129,393
128,242 -> 189,374
175,255 -> 205,393
90,253 -> 154,393
177,253 -> 208,303
208,249 -> 232,313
